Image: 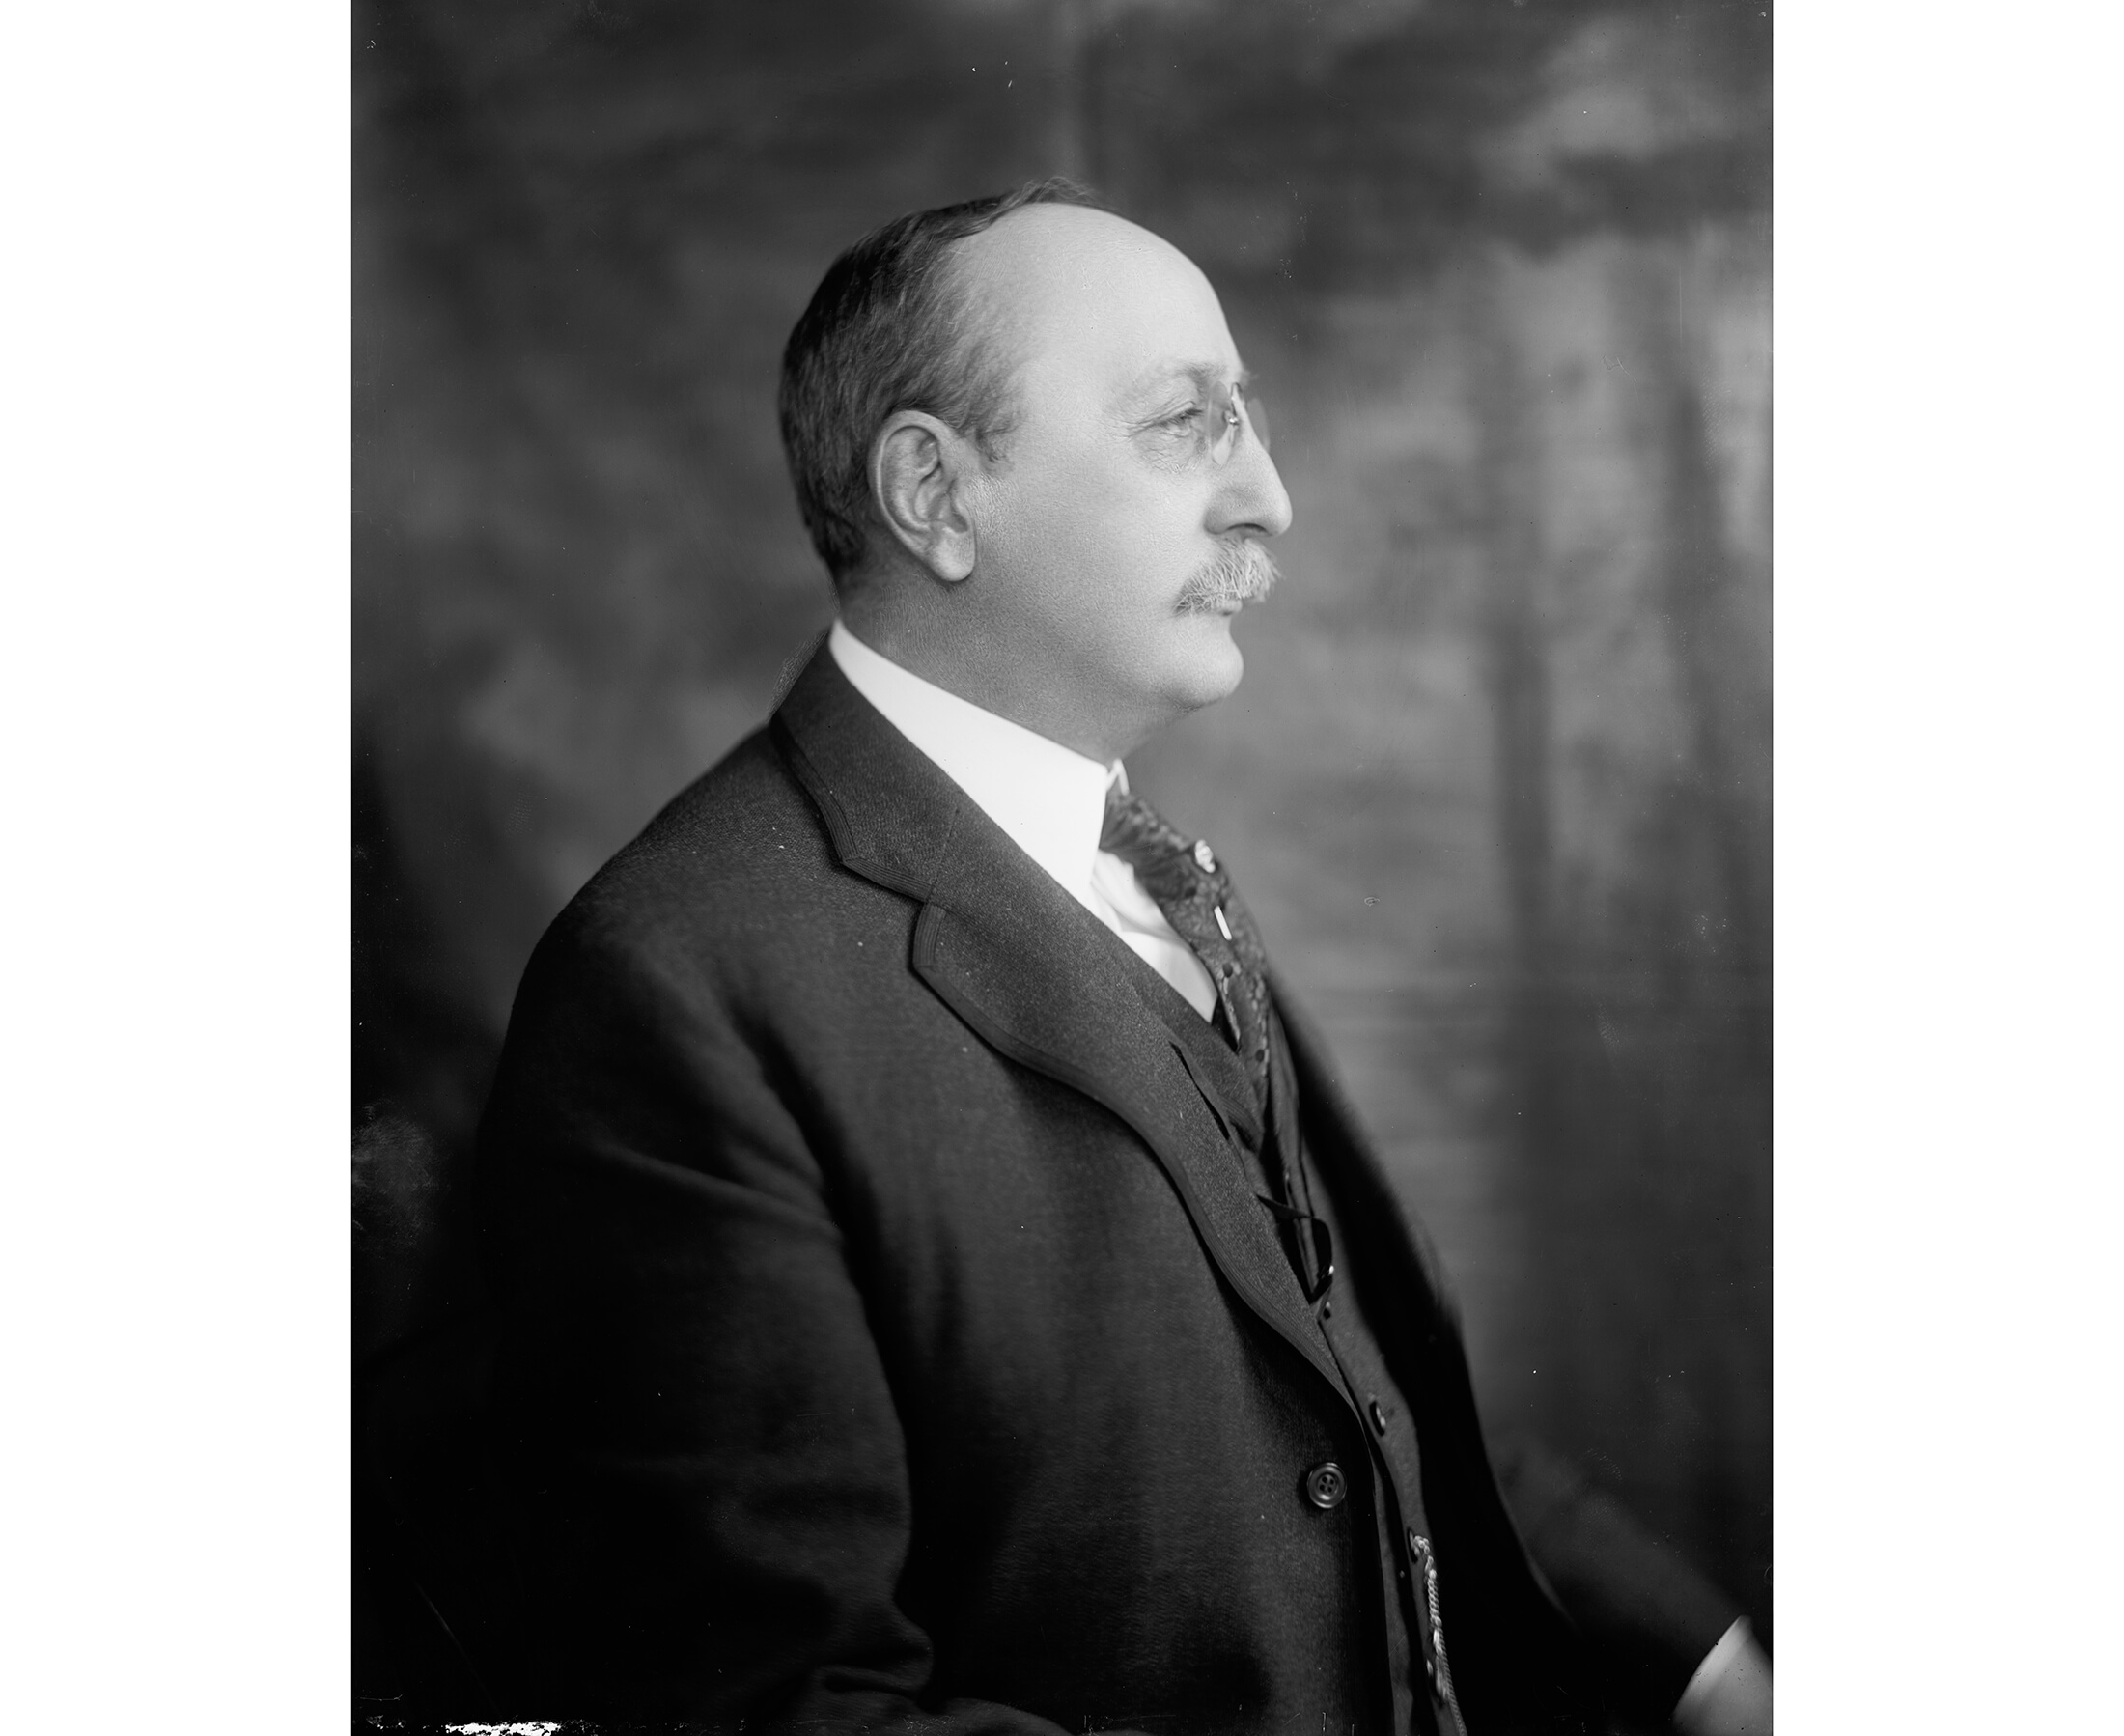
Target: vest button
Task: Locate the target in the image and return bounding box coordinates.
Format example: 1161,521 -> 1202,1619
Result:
1368,1398 -> 1388,1436
1303,1461 -> 1347,1510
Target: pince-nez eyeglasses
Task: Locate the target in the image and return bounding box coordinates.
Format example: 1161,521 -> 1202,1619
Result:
1202,379 -> 1272,467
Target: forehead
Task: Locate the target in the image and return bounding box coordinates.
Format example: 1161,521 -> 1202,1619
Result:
955,206 -> 1244,400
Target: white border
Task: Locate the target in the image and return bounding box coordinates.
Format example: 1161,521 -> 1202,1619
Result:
1,2 -> 349,1727
1777,1 -> 2124,1726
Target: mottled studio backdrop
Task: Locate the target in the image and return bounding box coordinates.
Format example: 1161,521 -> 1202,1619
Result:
353,0 -> 1771,1691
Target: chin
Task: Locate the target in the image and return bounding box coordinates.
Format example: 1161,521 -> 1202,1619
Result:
1161,616 -> 1247,713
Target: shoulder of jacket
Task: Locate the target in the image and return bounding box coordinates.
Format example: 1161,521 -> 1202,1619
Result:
531,723 -> 904,989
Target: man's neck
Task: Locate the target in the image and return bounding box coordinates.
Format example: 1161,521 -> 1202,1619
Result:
837,595 -> 1165,765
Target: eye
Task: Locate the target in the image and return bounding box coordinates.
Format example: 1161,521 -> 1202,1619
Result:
1160,405 -> 1206,430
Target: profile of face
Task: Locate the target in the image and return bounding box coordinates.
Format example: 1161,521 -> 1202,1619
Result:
876,205 -> 1294,761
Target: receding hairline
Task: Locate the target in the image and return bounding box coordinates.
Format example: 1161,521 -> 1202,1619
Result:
948,202 -> 1211,314
939,206 -> 1236,422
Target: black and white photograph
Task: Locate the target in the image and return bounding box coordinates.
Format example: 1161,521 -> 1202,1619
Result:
353,5 -> 1769,1731
12,3 -> 2122,1733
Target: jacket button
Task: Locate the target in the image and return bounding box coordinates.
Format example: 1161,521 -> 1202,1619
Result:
1368,1398 -> 1388,1436
1303,1461 -> 1347,1510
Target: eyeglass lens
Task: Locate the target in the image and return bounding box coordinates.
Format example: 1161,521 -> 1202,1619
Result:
1211,383 -> 1272,465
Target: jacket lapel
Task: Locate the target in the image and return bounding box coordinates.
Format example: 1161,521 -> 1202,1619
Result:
772,647 -> 1350,1404
1136,966 -> 1268,1154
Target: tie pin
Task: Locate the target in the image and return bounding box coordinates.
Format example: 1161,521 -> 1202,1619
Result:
1214,906 -> 1234,941
1192,839 -> 1217,873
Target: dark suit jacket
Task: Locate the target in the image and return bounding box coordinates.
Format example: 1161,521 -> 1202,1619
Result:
476,647 -> 1605,1732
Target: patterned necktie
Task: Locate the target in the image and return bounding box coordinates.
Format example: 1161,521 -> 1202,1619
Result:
1100,783 -> 1273,1112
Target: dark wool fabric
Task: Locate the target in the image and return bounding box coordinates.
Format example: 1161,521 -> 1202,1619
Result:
1487,1437 -> 1744,1723
1131,954 -> 1445,1736
475,648 -> 1607,1733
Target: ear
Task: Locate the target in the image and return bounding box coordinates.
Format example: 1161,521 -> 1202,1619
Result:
871,411 -> 981,583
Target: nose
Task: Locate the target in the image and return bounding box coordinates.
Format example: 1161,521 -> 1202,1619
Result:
1212,432 -> 1293,542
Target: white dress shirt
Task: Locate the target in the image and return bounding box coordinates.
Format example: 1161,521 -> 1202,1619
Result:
827,621 -> 1218,1021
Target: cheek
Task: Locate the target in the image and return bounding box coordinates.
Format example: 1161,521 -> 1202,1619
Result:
982,442 -> 1204,623
1052,468 -> 1198,590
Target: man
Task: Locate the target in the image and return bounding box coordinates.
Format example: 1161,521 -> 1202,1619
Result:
476,181 -> 1767,1732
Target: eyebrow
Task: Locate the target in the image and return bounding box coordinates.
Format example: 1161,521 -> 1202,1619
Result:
1116,359 -> 1254,415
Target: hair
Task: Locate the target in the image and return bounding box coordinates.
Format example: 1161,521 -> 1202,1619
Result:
777,176 -> 1104,588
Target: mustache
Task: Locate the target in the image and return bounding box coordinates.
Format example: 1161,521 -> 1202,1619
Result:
1174,539 -> 1282,616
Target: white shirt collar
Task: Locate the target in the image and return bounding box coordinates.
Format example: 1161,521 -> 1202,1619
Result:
826,620 -> 1122,917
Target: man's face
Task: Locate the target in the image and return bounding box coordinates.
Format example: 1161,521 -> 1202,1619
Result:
954,207 -> 1294,748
